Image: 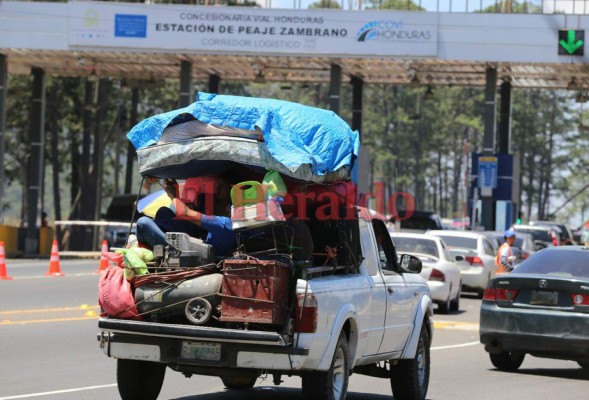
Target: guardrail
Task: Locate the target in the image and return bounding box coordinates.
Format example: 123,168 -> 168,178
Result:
55,220 -> 135,252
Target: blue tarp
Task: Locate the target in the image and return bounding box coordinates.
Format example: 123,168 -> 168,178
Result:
127,92 -> 360,177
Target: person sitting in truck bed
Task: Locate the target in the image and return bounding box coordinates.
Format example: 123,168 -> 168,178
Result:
136,174 -> 237,257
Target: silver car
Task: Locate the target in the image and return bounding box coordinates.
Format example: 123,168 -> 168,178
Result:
426,230 -> 497,297
391,233 -> 462,313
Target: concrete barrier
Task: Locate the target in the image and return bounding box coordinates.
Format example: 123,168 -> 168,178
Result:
39,227 -> 54,256
0,225 -> 20,257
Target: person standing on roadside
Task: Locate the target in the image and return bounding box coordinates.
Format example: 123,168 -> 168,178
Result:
496,228 -> 517,274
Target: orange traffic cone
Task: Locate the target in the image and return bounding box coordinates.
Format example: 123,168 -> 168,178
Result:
0,241 -> 13,280
96,240 -> 109,273
45,240 -> 64,277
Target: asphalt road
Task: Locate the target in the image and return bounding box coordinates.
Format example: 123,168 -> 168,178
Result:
0,259 -> 587,400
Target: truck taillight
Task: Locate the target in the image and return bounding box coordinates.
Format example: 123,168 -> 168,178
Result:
571,294 -> 589,305
483,288 -> 518,302
465,256 -> 484,267
429,268 -> 445,282
294,293 -> 317,333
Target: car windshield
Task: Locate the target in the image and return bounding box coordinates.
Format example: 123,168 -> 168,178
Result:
392,237 -> 439,258
515,228 -> 551,242
515,249 -> 589,278
434,236 -> 477,250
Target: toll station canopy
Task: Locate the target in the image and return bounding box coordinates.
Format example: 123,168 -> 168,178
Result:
2,1 -> 589,88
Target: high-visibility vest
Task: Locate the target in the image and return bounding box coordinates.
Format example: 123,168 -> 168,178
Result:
495,243 -> 513,274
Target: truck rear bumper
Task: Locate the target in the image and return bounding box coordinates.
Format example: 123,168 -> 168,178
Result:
98,318 -> 309,371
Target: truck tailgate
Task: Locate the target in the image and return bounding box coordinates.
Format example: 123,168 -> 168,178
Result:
98,318 -> 308,368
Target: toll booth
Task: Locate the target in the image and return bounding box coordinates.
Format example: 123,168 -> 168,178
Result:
469,153 -> 520,232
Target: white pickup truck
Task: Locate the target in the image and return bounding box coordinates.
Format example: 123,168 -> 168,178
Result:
97,208 -> 433,400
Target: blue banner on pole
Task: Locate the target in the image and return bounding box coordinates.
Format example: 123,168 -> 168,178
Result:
477,156 -> 498,189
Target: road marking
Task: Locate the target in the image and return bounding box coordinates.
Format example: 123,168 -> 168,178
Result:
0,384 -> 117,400
12,272 -> 99,280
0,316 -> 98,326
0,305 -> 99,315
431,321 -> 480,350
433,320 -> 479,331
431,341 -> 481,351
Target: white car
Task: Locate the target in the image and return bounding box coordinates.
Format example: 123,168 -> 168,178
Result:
391,233 -> 462,313
426,230 -> 497,298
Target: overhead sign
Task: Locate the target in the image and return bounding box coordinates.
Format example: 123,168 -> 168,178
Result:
558,30 -> 584,56
478,156 -> 498,190
68,2 -> 438,57
115,14 -> 147,38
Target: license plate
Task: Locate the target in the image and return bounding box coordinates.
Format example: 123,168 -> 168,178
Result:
531,290 -> 558,306
181,341 -> 221,361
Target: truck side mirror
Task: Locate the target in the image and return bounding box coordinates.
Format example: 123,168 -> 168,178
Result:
398,254 -> 422,274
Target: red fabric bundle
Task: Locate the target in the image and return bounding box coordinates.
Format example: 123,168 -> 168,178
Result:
98,252 -> 140,319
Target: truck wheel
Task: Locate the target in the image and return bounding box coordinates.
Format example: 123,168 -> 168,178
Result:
489,351 -> 525,371
390,324 -> 430,400
302,331 -> 349,400
221,374 -> 258,390
117,359 -> 166,400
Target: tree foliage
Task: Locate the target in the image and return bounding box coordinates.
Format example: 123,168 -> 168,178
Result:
4,75 -> 586,228
364,0 -> 424,11
308,0 -> 342,9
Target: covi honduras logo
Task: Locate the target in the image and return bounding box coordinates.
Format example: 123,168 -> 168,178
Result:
356,20 -> 431,42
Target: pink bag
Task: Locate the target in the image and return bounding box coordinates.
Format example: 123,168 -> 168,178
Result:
98,253 -> 140,319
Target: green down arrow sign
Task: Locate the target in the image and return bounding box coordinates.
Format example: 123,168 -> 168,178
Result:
559,30 -> 584,56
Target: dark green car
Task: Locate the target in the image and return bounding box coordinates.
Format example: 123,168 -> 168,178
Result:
480,246 -> 589,371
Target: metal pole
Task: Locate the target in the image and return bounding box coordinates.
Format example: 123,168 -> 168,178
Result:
179,60 -> 193,107
93,79 -> 108,222
329,64 -> 342,115
114,105 -> 121,195
81,78 -> 94,221
0,54 -> 7,224
124,88 -> 138,194
352,76 -> 370,194
483,67 -> 497,154
351,76 -> 363,137
208,73 -> 221,94
498,80 -> 512,154
471,187 -> 479,230
25,67 -> 46,255
481,67 -> 497,231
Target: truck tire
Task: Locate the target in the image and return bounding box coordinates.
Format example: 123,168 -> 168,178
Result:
390,323 -> 430,400
117,359 -> 166,400
489,351 -> 525,371
302,331 -> 349,400
221,374 -> 258,390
